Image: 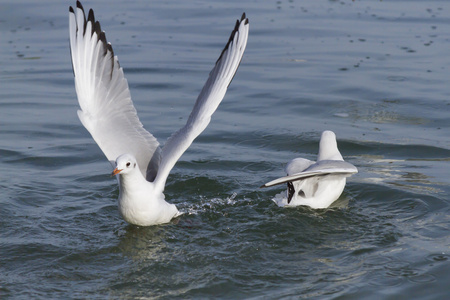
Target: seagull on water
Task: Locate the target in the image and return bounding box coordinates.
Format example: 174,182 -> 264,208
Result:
261,131 -> 357,208
69,1 -> 249,226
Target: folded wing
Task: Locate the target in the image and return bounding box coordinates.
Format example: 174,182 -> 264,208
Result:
69,1 -> 160,179
153,14 -> 249,191
261,160 -> 358,188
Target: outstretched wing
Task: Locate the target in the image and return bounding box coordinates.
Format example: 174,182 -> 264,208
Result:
69,1 -> 160,179
261,160 -> 357,188
153,14 -> 249,191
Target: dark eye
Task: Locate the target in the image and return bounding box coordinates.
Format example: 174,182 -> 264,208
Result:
126,162 -> 131,167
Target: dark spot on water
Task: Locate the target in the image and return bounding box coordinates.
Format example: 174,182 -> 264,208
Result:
427,254 -> 448,262
387,76 -> 406,82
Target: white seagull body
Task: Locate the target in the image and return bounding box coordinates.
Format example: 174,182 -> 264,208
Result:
69,1 -> 249,226
261,131 -> 357,208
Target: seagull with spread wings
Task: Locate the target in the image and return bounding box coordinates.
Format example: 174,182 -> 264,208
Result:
69,1 -> 249,226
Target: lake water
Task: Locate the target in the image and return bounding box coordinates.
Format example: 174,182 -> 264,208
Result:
1,0 -> 449,298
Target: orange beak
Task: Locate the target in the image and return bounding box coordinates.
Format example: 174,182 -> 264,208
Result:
111,168 -> 122,177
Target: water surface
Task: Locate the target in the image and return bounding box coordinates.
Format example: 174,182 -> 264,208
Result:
1,0 -> 449,298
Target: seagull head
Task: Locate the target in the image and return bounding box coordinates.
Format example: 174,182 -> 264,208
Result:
111,154 -> 138,176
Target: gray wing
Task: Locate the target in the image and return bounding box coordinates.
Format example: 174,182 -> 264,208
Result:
261,160 -> 357,188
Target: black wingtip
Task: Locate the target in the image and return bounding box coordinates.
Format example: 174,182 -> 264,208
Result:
106,43 -> 114,58
75,0 -> 85,25
87,9 -> 95,35
215,13 -> 248,64
99,31 -> 108,53
216,20 -> 241,64
74,1 -> 87,36
72,2 -> 105,46
70,0 -> 116,80
213,13 -> 249,89
241,13 -> 248,24
94,20 -> 102,37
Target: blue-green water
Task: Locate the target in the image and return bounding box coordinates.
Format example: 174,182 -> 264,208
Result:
1,0 -> 449,298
